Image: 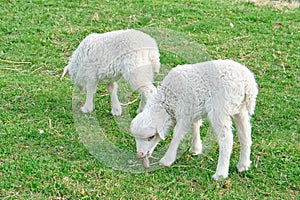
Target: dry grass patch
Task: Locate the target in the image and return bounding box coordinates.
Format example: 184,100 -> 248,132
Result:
245,0 -> 300,9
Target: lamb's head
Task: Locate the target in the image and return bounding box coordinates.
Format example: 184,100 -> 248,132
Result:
130,105 -> 173,162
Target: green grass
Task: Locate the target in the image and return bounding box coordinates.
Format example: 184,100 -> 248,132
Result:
1,0 -> 299,199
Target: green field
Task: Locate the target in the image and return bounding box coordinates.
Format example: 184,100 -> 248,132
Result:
1,0 -> 299,199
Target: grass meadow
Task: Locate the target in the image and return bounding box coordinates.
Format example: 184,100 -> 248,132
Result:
1,0 -> 299,199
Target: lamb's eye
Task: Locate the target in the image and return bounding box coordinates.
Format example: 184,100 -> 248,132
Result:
147,135 -> 155,141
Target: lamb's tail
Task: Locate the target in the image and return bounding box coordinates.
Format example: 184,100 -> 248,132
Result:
244,71 -> 258,115
61,65 -> 69,80
149,50 -> 160,73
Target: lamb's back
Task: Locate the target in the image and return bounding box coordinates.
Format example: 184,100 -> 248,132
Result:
157,60 -> 255,117
70,29 -> 158,67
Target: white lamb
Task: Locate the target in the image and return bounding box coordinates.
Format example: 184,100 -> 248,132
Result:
130,60 -> 258,180
62,29 -> 160,114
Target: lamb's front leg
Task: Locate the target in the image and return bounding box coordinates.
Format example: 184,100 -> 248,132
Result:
81,81 -> 98,113
107,82 -> 122,116
160,120 -> 189,167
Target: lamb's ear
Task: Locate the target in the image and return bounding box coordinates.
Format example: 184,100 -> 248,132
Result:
155,109 -> 171,140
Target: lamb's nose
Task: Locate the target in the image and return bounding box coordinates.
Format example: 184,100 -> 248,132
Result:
137,152 -> 144,158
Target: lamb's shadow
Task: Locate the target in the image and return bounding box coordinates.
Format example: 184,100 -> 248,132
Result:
73,86 -> 192,173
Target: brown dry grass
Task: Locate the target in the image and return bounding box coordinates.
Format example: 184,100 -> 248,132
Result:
245,0 -> 300,9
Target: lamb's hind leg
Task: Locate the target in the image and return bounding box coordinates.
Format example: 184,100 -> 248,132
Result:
122,71 -> 156,113
234,104 -> 252,172
209,112 -> 233,181
106,82 -> 122,116
190,119 -> 203,155
81,80 -> 98,113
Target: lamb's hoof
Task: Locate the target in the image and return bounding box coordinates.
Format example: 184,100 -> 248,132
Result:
189,146 -> 203,155
159,156 -> 174,167
212,173 -> 228,181
237,161 -> 251,172
81,106 -> 93,113
111,108 -> 122,116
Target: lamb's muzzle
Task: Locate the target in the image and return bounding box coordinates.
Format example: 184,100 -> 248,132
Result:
137,152 -> 144,158
137,151 -> 151,158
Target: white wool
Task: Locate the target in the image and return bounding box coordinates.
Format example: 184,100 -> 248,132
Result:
131,60 -> 258,180
63,29 -> 160,114
152,59 -> 257,121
